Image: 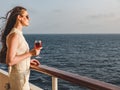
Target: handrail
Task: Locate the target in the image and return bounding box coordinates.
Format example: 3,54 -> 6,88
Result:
31,65 -> 120,90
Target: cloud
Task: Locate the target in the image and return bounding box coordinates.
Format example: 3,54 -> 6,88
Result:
89,13 -> 116,19
52,9 -> 62,13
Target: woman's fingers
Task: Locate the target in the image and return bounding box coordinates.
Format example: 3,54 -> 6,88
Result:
30,59 -> 40,66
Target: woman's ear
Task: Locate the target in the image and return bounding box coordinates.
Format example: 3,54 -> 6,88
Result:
17,15 -> 22,21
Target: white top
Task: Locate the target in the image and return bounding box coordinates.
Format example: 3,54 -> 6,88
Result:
6,28 -> 30,90
6,28 -> 30,73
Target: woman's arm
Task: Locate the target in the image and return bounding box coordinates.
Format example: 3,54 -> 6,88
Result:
6,33 -> 40,66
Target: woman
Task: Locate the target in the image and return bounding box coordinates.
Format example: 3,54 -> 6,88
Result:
0,6 -> 41,90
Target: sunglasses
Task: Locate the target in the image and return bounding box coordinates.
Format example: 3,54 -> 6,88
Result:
20,14 -> 29,19
25,15 -> 29,19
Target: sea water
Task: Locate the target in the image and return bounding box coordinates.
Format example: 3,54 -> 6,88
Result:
1,34 -> 120,90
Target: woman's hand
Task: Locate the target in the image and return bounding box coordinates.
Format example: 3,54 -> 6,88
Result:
29,47 -> 42,56
30,59 -> 40,66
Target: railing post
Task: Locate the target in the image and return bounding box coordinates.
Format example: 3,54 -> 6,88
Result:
52,77 -> 58,90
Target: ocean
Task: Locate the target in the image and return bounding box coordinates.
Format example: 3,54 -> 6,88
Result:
1,34 -> 120,90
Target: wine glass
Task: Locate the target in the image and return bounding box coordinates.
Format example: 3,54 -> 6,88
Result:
34,40 -> 42,58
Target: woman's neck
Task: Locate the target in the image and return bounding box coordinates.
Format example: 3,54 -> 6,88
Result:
13,22 -> 23,31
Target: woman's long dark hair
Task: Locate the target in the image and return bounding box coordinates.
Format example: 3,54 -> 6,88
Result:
0,6 -> 27,63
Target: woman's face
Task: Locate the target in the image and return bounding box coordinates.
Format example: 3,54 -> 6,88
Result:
20,10 -> 30,26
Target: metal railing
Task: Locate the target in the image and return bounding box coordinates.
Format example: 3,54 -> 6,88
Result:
30,65 -> 120,90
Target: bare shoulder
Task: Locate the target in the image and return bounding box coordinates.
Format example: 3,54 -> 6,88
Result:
7,32 -> 19,41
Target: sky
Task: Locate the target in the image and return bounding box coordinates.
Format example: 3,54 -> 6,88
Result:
1,0 -> 120,34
